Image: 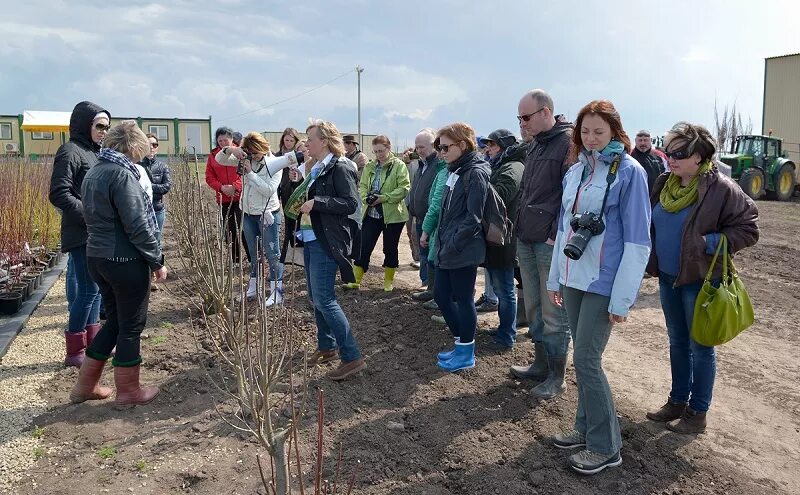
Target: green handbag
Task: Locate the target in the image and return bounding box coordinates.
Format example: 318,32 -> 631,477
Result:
691,234 -> 754,346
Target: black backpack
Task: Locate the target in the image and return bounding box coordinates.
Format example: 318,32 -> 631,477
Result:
468,168 -> 513,247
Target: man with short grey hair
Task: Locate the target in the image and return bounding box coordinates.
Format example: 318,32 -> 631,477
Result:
509,89 -> 572,400
406,128 -> 443,300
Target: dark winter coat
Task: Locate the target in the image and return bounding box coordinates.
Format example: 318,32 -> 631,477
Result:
435,152 -> 491,270
646,166 -> 759,286
632,148 -> 666,192
81,161 -> 163,270
48,101 -> 110,253
139,156 -> 172,212
516,116 -> 573,244
485,146 -> 525,269
308,155 -> 360,276
408,152 -> 444,220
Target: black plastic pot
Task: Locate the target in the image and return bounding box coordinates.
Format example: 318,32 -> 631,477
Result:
0,291 -> 23,315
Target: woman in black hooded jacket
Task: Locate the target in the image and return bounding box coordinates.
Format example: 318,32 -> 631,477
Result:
49,101 -> 110,367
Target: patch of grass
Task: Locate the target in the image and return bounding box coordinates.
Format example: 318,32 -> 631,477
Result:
97,446 -> 117,459
149,335 -> 167,345
31,425 -> 46,439
135,459 -> 148,471
159,321 -> 175,330
33,446 -> 46,460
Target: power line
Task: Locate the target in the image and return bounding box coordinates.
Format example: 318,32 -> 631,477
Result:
215,68 -> 356,123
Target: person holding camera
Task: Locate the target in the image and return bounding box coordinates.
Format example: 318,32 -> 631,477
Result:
206,127 -> 250,265
546,100 -> 651,475
645,122 -> 758,434
216,133 -> 297,306
430,123 -> 490,372
346,135 -> 410,291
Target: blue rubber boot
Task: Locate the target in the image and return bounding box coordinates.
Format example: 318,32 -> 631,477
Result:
438,341 -> 476,372
437,338 -> 460,363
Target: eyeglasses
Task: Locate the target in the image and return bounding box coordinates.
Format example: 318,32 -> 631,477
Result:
372,148 -> 387,154
516,107 -> 546,123
94,123 -> 111,132
436,142 -> 459,153
665,148 -> 690,160
149,142 -> 159,149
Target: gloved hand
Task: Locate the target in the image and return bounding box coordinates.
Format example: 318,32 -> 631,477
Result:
266,151 -> 298,176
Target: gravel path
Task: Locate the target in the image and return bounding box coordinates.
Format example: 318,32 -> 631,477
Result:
0,276 -> 67,492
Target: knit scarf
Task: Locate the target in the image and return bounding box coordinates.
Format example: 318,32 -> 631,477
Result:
659,160 -> 712,213
99,148 -> 159,233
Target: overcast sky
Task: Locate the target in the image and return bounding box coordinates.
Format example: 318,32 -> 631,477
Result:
1,0 -> 798,149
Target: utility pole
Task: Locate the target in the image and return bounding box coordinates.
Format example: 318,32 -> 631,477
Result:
356,65 -> 364,148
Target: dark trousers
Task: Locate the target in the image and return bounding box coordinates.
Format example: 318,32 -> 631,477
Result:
434,265 -> 479,343
221,201 -> 250,264
86,258 -> 151,367
355,216 -> 404,271
280,215 -> 304,263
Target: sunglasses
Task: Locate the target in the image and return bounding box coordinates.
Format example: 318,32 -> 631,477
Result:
150,142 -> 159,149
94,123 -> 111,132
516,107 -> 546,123
665,148 -> 690,160
436,142 -> 459,153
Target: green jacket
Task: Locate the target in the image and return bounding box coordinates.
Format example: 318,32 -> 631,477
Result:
421,163 -> 449,263
359,154 -> 410,224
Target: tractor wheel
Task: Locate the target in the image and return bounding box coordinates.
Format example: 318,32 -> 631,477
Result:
771,163 -> 796,201
738,168 -> 765,200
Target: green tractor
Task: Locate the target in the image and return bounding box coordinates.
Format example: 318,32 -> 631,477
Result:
719,134 -> 797,201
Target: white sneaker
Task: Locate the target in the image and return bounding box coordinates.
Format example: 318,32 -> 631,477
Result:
246,278 -> 257,299
265,281 -> 283,307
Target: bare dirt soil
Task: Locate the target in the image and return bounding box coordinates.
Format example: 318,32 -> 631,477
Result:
6,199 -> 800,495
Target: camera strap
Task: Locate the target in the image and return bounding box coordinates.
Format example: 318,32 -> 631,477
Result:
572,153 -> 622,215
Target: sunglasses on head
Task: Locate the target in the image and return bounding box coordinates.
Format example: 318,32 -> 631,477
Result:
436,142 -> 459,153
94,123 -> 111,132
665,148 -> 690,160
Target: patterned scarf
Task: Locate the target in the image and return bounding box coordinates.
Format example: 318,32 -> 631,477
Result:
99,148 -> 158,233
659,160 -> 712,213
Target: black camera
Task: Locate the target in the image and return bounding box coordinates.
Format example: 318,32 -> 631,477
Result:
236,150 -> 253,176
563,212 -> 605,260
366,192 -> 379,205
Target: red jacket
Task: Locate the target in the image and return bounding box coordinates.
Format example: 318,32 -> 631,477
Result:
205,146 -> 242,204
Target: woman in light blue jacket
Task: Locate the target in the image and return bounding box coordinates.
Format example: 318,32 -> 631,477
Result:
546,100 -> 651,475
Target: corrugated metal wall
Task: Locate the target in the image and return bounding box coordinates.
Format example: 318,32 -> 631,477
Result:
764,54 -> 800,163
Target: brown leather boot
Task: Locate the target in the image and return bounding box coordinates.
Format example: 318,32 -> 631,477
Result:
646,399 -> 687,422
327,358 -> 366,381
308,349 -> 338,366
666,407 -> 707,434
69,357 -> 113,403
113,365 -> 160,408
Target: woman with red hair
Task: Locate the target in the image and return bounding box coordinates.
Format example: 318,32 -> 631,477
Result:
546,100 -> 651,474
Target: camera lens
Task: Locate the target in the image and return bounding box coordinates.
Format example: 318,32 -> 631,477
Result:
563,228 -> 592,260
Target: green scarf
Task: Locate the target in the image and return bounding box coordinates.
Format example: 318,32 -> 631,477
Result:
659,160 -> 712,212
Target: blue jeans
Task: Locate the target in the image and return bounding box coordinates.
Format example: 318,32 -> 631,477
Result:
154,208 -> 166,249
66,253 -> 78,312
486,267 -> 516,346
562,286 -> 621,455
658,272 -> 716,412
415,222 -> 429,285
482,267 -> 499,304
303,241 -> 361,362
243,212 -> 284,281
67,246 -> 101,332
433,265 -> 478,343
517,241 -> 570,357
